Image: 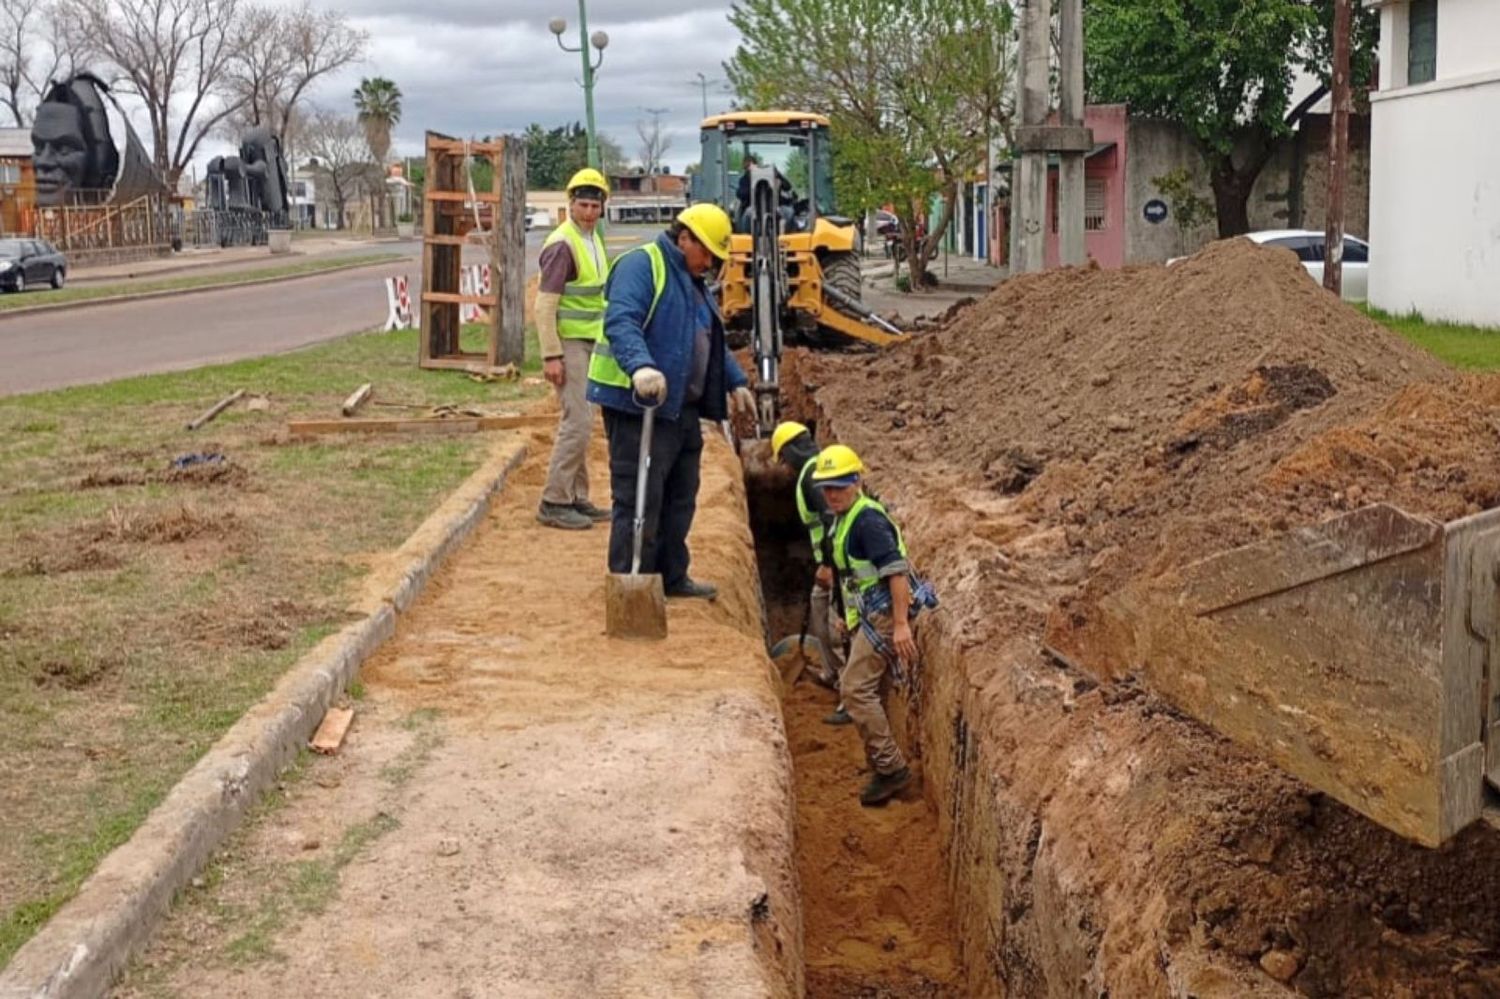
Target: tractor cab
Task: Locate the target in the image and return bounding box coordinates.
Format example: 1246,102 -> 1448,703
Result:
694,111 -> 837,234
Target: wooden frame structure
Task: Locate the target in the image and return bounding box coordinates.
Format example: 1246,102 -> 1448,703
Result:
420,132 -> 527,373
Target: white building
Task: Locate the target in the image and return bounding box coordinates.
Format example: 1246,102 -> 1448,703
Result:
1366,0 -> 1500,327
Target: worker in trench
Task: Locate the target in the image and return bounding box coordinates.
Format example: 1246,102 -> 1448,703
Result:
536,169 -> 613,531
586,203 -> 757,598
812,444 -> 939,806
770,420 -> 851,724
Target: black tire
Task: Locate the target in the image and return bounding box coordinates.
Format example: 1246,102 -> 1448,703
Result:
813,252 -> 874,349
51,266 -> 64,290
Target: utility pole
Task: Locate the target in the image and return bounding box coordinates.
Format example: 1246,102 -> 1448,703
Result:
1324,0 -> 1352,297
549,3 -> 610,170
1012,0 -> 1091,274
693,73 -> 721,119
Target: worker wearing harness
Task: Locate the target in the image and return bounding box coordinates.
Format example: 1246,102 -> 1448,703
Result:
770,421 -> 846,706
587,204 -> 756,598
812,443 -> 938,806
537,168 -> 611,531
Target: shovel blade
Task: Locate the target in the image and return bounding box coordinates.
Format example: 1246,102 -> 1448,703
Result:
605,572 -> 668,639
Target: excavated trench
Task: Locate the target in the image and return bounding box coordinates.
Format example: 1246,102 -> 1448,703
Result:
743,434 -> 968,998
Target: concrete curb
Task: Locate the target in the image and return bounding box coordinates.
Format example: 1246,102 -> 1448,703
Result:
0,433 -> 532,999
0,256 -> 406,324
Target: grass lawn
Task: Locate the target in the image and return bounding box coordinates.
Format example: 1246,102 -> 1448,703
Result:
0,253 -> 404,312
0,324 -> 544,965
1366,307 -> 1500,370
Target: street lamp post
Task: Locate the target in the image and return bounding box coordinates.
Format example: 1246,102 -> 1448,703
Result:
549,3 -> 609,170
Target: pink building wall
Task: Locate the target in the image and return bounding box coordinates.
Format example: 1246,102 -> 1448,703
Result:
1042,104 -> 1127,270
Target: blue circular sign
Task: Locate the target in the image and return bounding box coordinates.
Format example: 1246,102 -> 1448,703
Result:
1144,199 -> 1169,224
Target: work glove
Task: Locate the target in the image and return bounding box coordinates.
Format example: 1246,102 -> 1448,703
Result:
730,386 -> 756,419
632,366 -> 667,403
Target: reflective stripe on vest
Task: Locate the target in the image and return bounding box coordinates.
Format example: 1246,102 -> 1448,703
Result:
543,220 -> 609,340
794,458 -> 826,552
831,494 -> 908,628
588,242 -> 667,391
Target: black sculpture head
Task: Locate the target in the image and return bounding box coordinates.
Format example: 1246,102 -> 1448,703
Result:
31,73 -> 120,206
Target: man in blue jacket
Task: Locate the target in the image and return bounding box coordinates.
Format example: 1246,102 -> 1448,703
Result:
586,204 -> 755,600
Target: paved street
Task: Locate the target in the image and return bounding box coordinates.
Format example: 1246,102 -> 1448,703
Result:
0,233 -> 547,397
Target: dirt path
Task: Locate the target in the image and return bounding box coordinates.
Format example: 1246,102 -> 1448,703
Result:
116,430 -> 801,998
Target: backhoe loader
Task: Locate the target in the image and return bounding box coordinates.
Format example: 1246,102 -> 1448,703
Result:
693,111 -> 906,432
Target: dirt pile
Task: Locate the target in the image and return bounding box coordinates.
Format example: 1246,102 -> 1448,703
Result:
811,238 -> 1500,664
804,240 -> 1500,994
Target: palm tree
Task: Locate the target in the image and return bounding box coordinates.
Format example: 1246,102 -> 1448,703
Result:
353,77 -> 402,228
353,77 -> 402,164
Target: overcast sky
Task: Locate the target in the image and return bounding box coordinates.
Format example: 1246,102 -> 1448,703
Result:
199,0 -> 745,174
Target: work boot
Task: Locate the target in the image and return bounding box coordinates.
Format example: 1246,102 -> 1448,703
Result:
823,706 -> 852,726
666,578 -> 718,600
573,500 -> 611,523
536,501 -> 592,530
859,767 -> 912,807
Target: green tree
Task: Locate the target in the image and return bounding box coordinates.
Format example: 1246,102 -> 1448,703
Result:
352,76 -> 402,166
1086,0 -> 1377,237
521,122 -> 626,189
727,0 -> 1015,290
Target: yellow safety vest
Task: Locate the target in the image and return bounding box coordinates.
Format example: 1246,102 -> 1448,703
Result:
794,457 -> 828,554
831,494 -> 908,629
543,220 -> 609,341
588,242 -> 666,390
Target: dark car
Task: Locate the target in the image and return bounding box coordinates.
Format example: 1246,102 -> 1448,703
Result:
0,238 -> 67,293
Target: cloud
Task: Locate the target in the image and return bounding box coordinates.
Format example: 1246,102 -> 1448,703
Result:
299,3 -> 744,171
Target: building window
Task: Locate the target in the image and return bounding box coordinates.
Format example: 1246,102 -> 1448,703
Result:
1085,177 -> 1107,231
0,162 -> 19,185
1408,0 -> 1437,85
292,182 -> 308,198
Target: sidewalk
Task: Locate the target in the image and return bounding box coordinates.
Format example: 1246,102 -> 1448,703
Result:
859,250 -> 1004,323
70,236 -> 415,286
115,431 -> 801,999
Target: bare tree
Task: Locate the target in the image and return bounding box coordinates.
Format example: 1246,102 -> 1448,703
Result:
300,105 -> 370,230
55,0 -> 246,185
635,109 -> 671,174
226,1 -> 365,146
0,0 -> 71,126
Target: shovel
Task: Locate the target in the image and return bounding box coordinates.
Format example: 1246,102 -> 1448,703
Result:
605,402 -> 667,639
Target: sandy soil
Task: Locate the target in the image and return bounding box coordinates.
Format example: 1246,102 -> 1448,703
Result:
117,429 -> 802,998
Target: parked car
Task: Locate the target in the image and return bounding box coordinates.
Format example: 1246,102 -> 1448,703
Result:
0,238 -> 67,293
527,207 -> 553,230
1246,230 -> 1370,302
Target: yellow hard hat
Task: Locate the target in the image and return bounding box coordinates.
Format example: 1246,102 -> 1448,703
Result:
810,443 -> 864,483
566,168 -> 609,199
770,421 -> 810,460
676,203 -> 733,260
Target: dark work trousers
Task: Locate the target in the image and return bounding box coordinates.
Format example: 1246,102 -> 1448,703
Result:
603,404 -> 703,589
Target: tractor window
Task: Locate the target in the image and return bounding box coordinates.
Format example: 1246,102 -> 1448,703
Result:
727,130 -> 836,220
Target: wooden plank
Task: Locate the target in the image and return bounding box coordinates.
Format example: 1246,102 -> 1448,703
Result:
186,389 -> 245,431
497,135 -> 527,367
425,191 -> 501,203
422,291 -> 499,306
309,706 -> 355,754
341,383 -> 373,417
423,234 -> 472,246
426,140 -> 506,155
287,413 -> 553,437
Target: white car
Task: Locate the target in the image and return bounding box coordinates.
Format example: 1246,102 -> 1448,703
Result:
1244,229 -> 1369,302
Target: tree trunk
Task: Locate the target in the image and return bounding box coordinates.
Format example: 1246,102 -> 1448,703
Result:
1206,129 -> 1276,238
915,183 -> 960,288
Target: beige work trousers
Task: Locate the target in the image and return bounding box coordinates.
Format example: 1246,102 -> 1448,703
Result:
809,583 -> 844,682
541,337 -> 595,507
839,612 -> 907,776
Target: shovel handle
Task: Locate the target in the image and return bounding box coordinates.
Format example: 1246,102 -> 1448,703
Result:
630,400 -> 659,576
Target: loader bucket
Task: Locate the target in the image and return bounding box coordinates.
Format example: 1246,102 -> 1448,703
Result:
1087,503 -> 1500,847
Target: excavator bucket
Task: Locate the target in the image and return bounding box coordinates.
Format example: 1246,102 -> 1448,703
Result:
1088,503 -> 1500,847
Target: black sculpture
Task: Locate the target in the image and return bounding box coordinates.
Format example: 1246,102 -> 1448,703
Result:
202,126 -> 292,245
30,72 -> 167,207
206,127 -> 290,222
31,73 -> 119,205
